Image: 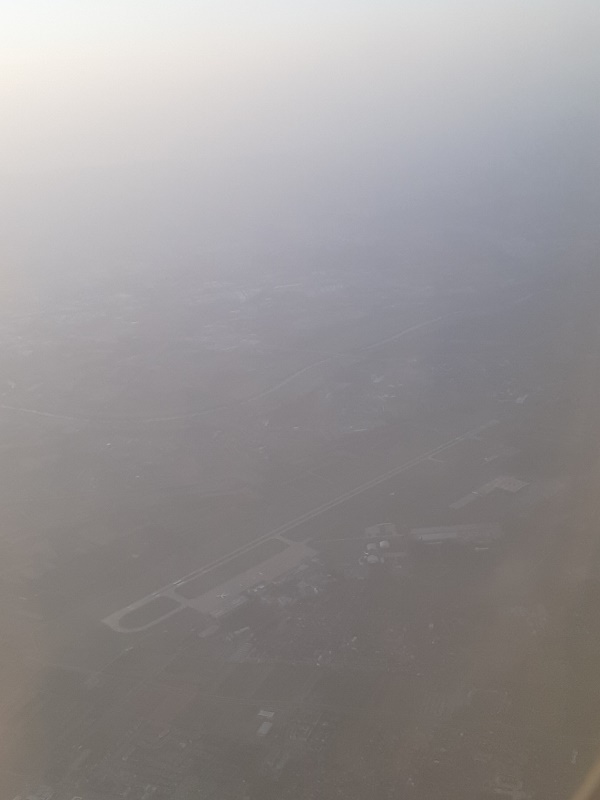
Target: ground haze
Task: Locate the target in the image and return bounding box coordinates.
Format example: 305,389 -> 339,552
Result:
0,2 -> 599,799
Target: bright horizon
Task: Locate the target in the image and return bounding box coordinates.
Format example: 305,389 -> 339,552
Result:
2,1 -> 598,174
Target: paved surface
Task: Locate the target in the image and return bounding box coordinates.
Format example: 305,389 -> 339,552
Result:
103,419 -> 497,632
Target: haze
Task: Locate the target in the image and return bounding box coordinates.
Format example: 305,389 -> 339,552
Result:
1,1 -> 597,171
1,3 -> 600,800
1,1 -> 597,292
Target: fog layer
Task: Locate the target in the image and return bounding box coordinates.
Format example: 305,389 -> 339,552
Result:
1,1 -> 598,294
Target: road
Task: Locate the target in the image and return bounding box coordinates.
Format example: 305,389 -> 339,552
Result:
0,312 -> 456,425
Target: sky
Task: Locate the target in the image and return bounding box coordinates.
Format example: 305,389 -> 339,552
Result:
0,0 -> 598,302
1,1 -> 598,174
